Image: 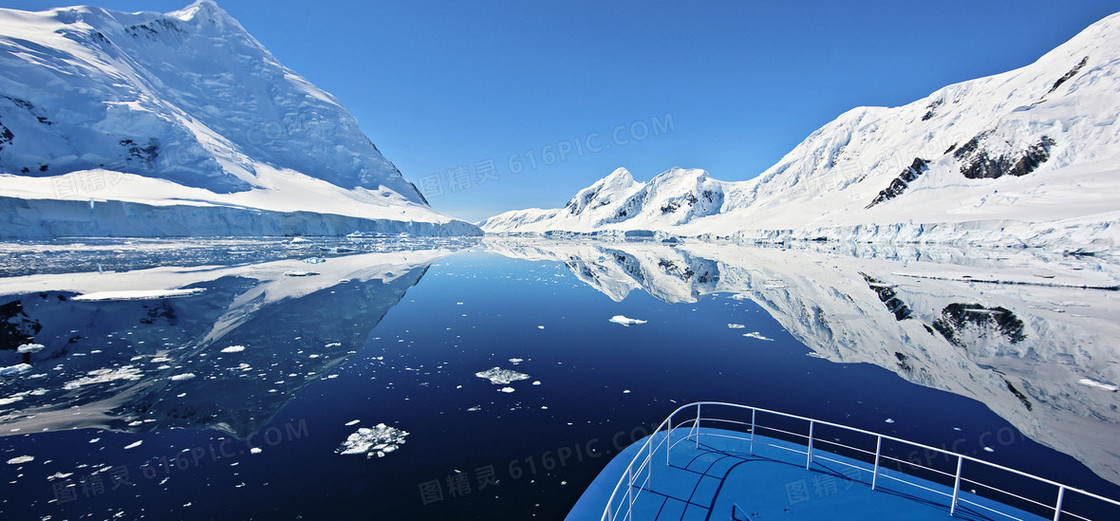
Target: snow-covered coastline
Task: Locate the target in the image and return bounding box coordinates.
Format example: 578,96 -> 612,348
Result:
0,1 -> 478,237
481,12 -> 1120,250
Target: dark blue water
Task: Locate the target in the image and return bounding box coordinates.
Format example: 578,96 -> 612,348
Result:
1,239 -> 1117,520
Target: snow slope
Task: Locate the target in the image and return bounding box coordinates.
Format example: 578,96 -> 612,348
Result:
484,237 -> 1120,485
0,1 -> 478,237
481,12 -> 1120,249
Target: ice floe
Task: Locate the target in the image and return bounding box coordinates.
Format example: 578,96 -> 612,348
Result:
16,343 -> 45,353
6,455 -> 34,465
475,367 -> 529,385
0,363 -> 32,377
609,315 -> 647,326
62,366 -> 143,390
727,323 -> 746,329
170,373 -> 197,381
742,332 -> 774,341
336,423 -> 409,459
499,387 -> 515,393
220,345 -> 246,353
124,440 -> 142,450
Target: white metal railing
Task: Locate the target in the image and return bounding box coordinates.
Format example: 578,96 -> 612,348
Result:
599,402 -> 1120,521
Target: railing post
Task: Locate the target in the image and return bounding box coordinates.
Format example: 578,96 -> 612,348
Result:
694,403 -> 702,449
749,408 -> 757,456
1052,486 -> 1066,521
871,435 -> 882,491
666,411 -> 672,466
625,466 -> 633,521
806,420 -> 815,469
950,455 -> 963,516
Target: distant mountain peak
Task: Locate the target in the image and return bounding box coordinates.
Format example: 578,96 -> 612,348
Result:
481,12 -> 1120,249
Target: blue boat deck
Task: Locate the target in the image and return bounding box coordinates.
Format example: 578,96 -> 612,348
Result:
568,427 -> 1049,521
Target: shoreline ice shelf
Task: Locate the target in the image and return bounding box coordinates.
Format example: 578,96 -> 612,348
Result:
0,1 -> 479,237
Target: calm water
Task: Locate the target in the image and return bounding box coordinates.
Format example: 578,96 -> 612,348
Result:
0,237 -> 1117,520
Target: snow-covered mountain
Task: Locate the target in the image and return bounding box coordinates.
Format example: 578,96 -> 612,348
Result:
0,1 -> 479,237
484,237 -> 1120,485
481,12 -> 1120,249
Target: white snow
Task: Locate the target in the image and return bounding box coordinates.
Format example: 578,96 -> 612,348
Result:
609,315 -> 647,327
480,13 -> 1120,250
72,288 -> 206,301
336,423 -> 408,459
0,2 -> 476,238
475,367 -> 530,385
1078,378 -> 1119,392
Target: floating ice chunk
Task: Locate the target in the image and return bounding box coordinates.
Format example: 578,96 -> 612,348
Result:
1078,378 -> 1119,392
609,315 -> 647,327
884,418 -> 895,424
220,345 -> 246,353
16,343 -> 45,353
124,441 -> 142,450
509,358 -> 524,365
48,471 -> 73,480
727,324 -> 746,329
0,364 -> 32,377
63,366 -> 142,389
72,288 -> 205,301
303,257 -> 326,264
729,294 -> 749,300
0,396 -> 24,406
336,423 -> 409,459
250,447 -> 262,454
170,373 -> 196,381
345,419 -> 360,426
6,455 -> 33,464
742,332 -> 774,341
284,270 -> 320,277
475,367 -> 529,385
499,387 -> 515,393
983,447 -> 995,453
537,325 -> 545,330
532,381 -> 541,386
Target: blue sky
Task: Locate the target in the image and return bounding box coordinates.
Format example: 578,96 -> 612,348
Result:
6,0 -> 1120,221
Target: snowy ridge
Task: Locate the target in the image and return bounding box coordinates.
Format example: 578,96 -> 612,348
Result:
481,12 -> 1120,249
484,237 -> 1120,485
0,1 -> 478,236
